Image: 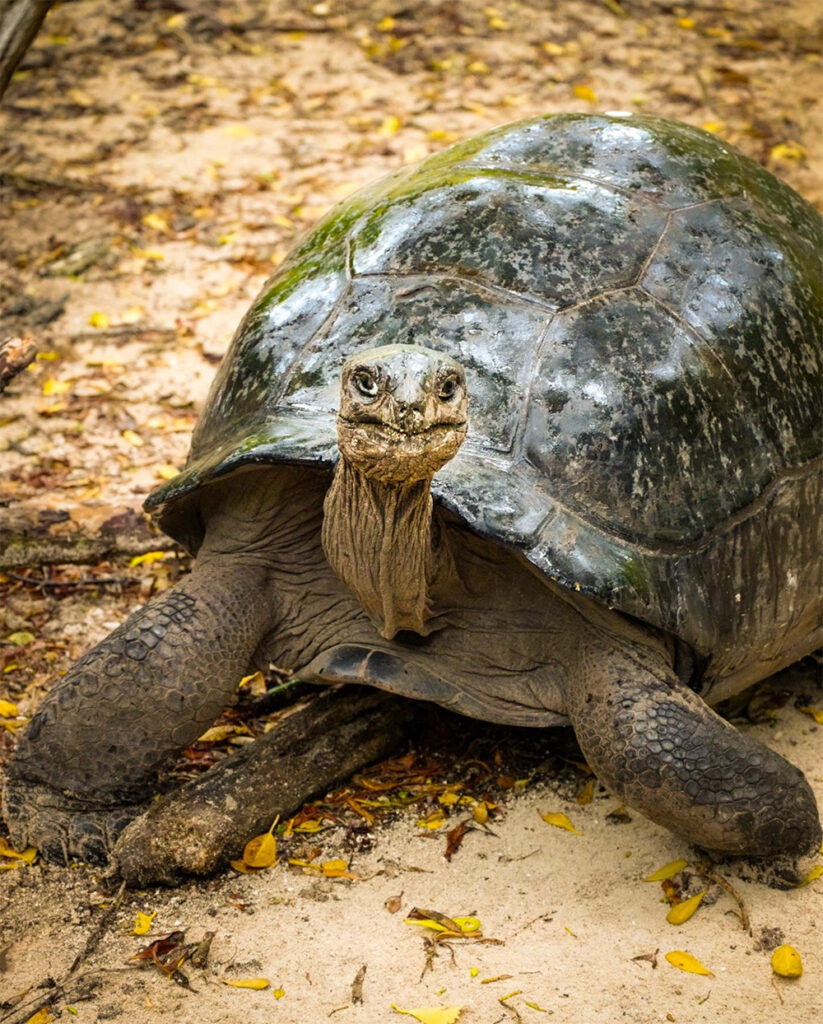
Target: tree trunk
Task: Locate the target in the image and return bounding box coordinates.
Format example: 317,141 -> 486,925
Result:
0,497 -> 177,570
0,0 -> 54,99
0,335 -> 37,392
112,687 -> 411,887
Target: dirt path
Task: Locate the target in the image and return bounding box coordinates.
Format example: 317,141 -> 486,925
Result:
1,2 -> 822,1022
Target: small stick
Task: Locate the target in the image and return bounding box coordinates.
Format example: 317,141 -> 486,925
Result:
695,862 -> 751,934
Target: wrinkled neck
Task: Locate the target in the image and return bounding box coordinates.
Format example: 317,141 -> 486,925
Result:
321,459 -> 446,639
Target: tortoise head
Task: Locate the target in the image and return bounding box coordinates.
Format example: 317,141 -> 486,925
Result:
337,344 -> 468,484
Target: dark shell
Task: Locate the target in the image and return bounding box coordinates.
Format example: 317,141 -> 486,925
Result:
146,114 -> 823,691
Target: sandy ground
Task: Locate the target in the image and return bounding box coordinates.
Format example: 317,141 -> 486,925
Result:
1,1 -> 823,1021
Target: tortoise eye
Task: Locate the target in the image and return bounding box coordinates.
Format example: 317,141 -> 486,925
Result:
439,374 -> 460,401
353,370 -> 379,398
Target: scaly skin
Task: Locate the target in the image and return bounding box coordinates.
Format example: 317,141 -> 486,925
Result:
563,633 -> 822,884
2,560 -> 274,865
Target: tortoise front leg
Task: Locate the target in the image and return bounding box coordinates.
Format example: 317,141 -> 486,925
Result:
2,559 -> 275,865
563,636 -> 821,885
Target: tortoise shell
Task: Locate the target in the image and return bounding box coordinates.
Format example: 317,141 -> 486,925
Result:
146,113 -> 823,697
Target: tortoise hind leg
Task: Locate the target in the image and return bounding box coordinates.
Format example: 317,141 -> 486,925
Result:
2,559 -> 276,865
562,635 -> 821,885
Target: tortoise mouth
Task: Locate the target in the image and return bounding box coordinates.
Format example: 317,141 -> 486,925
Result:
338,416 -> 468,439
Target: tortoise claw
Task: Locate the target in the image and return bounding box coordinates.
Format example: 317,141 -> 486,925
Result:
2,772 -> 145,867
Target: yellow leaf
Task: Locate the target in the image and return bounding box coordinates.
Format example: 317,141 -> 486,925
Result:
141,212 -> 171,233
122,429 -> 144,448
799,706 -> 823,725
467,61 -> 489,73
405,916 -> 481,935
488,15 -> 509,29
540,811 -> 580,834
771,944 -> 803,978
392,1006 -> 463,1024
133,910 -> 156,935
796,864 -> 823,886
577,779 -> 595,805
128,551 -> 168,568
321,858 -> 349,876
293,819 -> 326,833
666,890 -> 706,925
273,987 -> 285,999
224,978 -> 270,990
132,246 -> 165,260
156,464 -> 179,481
0,839 -> 37,863
69,88 -> 94,107
573,85 -> 597,104
417,809 -> 446,830
542,41 -> 566,55
230,859 -> 253,873
6,631 -> 35,646
665,951 -> 713,976
429,129 -> 459,143
770,142 -> 806,162
197,723 -> 245,743
242,830 -> 277,869
378,115 -> 402,136
0,699 -> 18,717
439,791 -> 460,806
701,121 -> 725,134
222,124 -> 256,139
88,312 -> 110,329
24,1009 -> 54,1024
376,16 -> 396,30
42,378 -> 71,396
472,802 -> 489,824
239,671 -> 266,692
677,16 -> 695,28
644,858 -> 689,882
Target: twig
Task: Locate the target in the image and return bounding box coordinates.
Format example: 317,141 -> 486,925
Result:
695,861 -> 751,934
70,881 -> 127,973
4,571 -> 139,590
0,883 -> 126,1024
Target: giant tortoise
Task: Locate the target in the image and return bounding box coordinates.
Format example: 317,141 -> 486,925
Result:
4,112 -> 823,884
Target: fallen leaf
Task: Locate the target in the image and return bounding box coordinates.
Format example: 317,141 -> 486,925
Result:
391,1005 -> 463,1024
0,839 -> 37,865
273,987 -> 285,999
644,859 -> 689,882
771,945 -> 802,978
677,16 -> 696,28
798,706 -> 823,725
241,822 -> 278,869
405,914 -> 481,935
24,1009 -> 54,1024
223,978 -> 270,990
664,950 -> 713,976
573,84 -> 597,103
6,631 -> 35,646
42,378 -> 71,395
222,124 -> 256,139
142,212 -> 171,233
539,811 -> 580,834
576,779 -> 595,805
796,864 -> 823,886
122,428 -> 144,447
770,142 -> 806,162
0,699 -> 18,717
88,311 -> 111,328
133,911 -> 157,936
666,890 -> 705,925
378,115 -> 402,136
156,464 -> 179,481
445,820 -> 469,861
129,551 -> 169,568
417,809 -> 446,830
